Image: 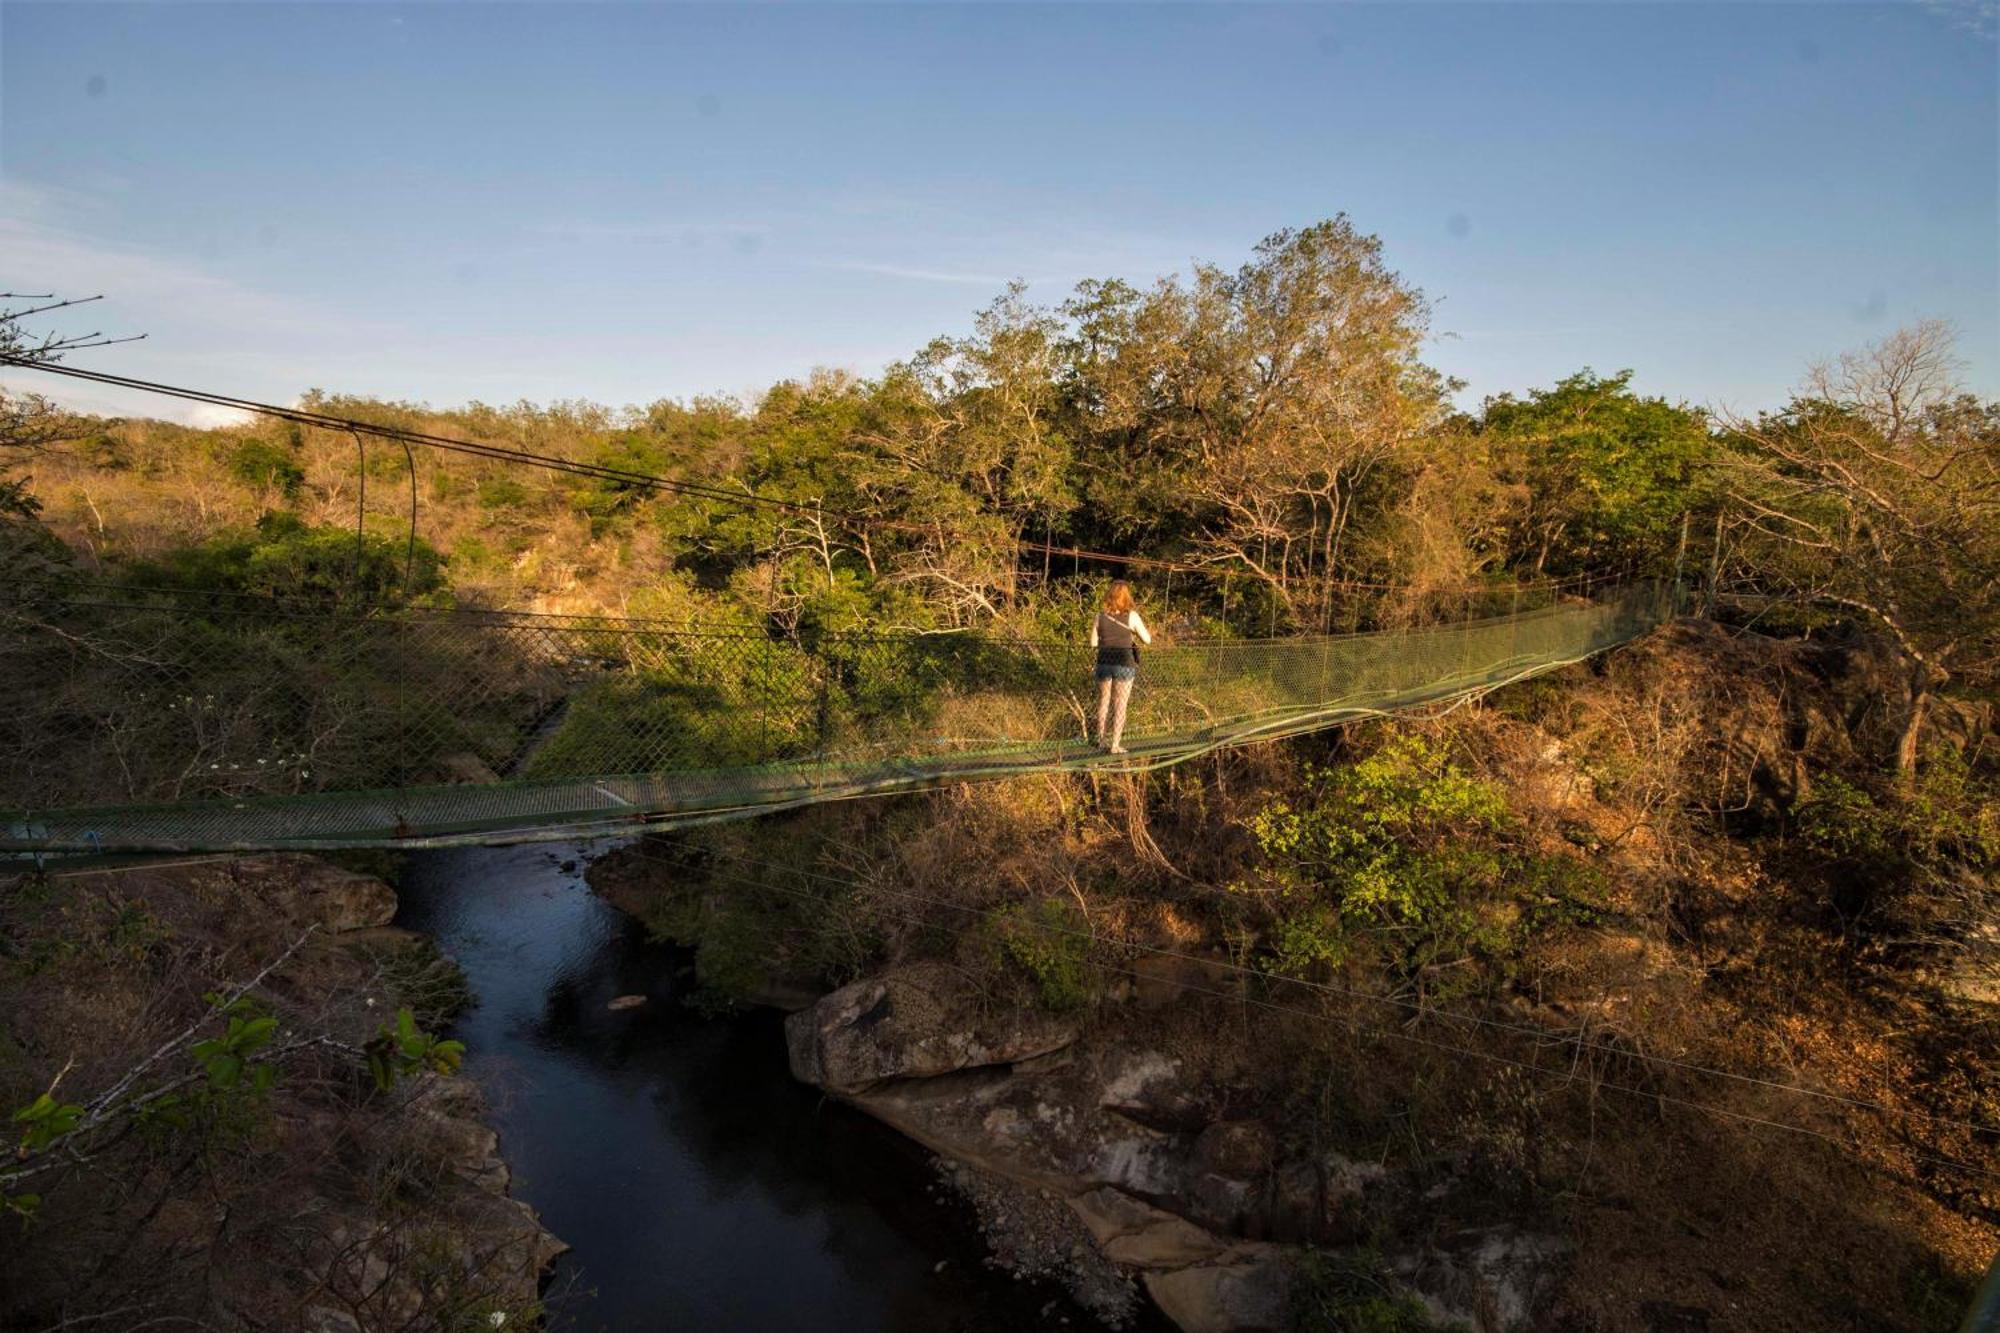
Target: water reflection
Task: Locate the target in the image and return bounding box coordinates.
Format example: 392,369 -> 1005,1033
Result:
394,841 -> 1105,1332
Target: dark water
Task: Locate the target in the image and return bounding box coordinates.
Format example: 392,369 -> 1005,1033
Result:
394,841 -> 1099,1333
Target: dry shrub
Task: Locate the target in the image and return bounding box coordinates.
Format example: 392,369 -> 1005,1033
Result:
927,687 -> 1076,746
0,857 -> 554,1331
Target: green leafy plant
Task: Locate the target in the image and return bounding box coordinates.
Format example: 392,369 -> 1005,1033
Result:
1241,733 -> 1596,986
1797,756 -> 1999,873
131,510 -> 446,605
990,896 -> 1094,1011
1482,368 -> 1713,577
364,1008 -> 466,1092
225,439 -> 306,497
12,1093 -> 82,1156
190,993 -> 280,1093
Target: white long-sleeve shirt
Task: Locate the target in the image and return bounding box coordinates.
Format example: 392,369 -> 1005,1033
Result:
1089,609 -> 1153,648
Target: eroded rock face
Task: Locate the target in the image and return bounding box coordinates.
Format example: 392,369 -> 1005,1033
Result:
1195,1121 -> 1277,1179
1099,1048 -> 1207,1129
1072,1187 -> 1231,1269
300,1073 -> 566,1327
1939,916 -> 2000,1009
1395,1226 -> 1573,1331
823,1038 -> 1201,1206
234,856 -> 398,932
784,963 -> 1080,1094
1143,1249 -> 1292,1333
786,962 -> 1567,1332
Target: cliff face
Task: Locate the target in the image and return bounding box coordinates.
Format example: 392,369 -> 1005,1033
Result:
783,967 -> 1562,1333
594,620 -> 1998,1332
0,854 -> 564,1332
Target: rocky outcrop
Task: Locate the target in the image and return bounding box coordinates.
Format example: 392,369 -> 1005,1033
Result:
1073,1187 -> 1233,1269
232,854 -> 399,931
301,1077 -> 568,1327
782,972 -> 1567,1331
1395,1227 -> 1572,1331
1144,1251 -> 1292,1333
0,854 -> 565,1331
1940,916 -> 2000,1009
279,862 -> 567,1326
784,962 -> 1080,1094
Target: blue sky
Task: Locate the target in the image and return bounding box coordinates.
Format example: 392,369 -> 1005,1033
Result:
2,2 -> 1994,426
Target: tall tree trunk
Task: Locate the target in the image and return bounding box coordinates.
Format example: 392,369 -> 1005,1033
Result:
1895,662 -> 1931,787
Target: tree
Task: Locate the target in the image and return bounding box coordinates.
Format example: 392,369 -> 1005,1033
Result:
1723,322 -> 2000,780
1,292 -> 140,457
2,293 -> 143,577
1481,369 -> 1713,576
1060,218 -> 1453,627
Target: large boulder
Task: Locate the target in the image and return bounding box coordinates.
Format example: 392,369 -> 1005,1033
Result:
824,1037 -> 1201,1204
1143,1248 -> 1292,1333
1098,1047 -> 1208,1128
235,856 -> 397,932
1069,1187 -> 1231,1269
785,964 -> 1079,1094
1194,1120 -> 1277,1179
1187,1120 -> 1280,1235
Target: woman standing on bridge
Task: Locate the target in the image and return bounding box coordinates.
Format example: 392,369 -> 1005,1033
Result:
1091,581 -> 1152,754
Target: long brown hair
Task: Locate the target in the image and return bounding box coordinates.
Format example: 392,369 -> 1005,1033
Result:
1102,581 -> 1135,616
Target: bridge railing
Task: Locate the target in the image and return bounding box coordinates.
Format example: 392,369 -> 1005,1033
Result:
3,579 -> 1675,832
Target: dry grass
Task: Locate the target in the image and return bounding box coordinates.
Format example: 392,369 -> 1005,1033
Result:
17,416 -> 652,612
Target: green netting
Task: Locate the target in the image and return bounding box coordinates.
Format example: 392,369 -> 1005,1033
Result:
2,581 -> 1675,855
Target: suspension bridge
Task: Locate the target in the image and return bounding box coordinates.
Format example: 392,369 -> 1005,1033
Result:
0,356 -> 1684,858
2,578 -> 1676,857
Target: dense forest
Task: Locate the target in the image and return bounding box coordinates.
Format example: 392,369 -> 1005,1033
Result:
2,220 -> 1996,1331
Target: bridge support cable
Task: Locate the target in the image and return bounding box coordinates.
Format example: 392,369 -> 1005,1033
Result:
2,582 -> 1678,856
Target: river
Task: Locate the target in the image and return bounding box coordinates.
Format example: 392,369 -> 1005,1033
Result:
393,840 -> 1106,1332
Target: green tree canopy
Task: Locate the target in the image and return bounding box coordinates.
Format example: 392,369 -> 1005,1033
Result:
1480,369 -> 1712,577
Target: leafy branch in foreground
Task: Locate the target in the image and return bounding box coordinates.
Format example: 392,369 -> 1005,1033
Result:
364,1005 -> 466,1091
2,928 -> 463,1218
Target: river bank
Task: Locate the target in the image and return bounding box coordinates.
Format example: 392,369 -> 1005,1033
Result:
0,853 -> 562,1331
579,627 -> 2000,1332
395,839 -> 1129,1331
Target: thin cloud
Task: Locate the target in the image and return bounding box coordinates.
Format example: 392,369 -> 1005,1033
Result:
0,220 -> 375,343
0,178 -> 391,424
829,259 -> 1017,288
1919,0 -> 1997,40
522,220 -> 774,245
183,403 -> 257,429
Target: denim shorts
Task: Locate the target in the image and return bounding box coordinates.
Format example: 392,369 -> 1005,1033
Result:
1094,664 -> 1138,683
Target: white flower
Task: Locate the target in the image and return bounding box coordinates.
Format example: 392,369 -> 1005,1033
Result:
489,1315 -> 507,1329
